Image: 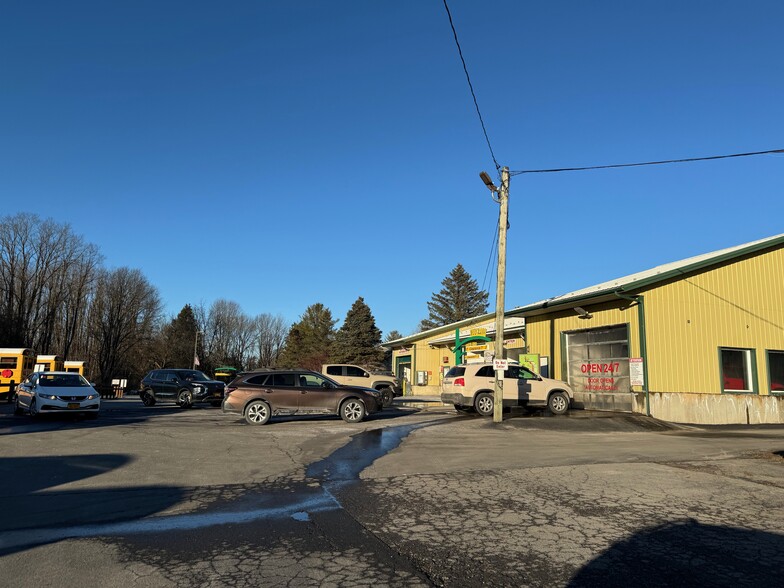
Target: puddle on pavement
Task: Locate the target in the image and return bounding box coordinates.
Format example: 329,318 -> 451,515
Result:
0,422 -> 434,552
306,423 -> 427,484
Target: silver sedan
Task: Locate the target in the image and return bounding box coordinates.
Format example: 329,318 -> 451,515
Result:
15,371 -> 100,418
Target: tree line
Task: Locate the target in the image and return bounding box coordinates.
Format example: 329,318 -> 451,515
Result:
0,213 -> 489,389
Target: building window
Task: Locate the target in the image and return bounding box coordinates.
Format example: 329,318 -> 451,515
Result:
768,351 -> 784,394
720,348 -> 756,393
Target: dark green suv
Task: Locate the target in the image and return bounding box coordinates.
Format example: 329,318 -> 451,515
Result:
140,369 -> 225,408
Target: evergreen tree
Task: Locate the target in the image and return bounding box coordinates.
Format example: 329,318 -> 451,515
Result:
157,304 -> 199,368
419,264 -> 489,331
384,330 -> 403,342
278,303 -> 336,371
332,297 -> 384,366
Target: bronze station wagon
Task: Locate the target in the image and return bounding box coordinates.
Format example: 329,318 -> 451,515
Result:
222,369 -> 383,425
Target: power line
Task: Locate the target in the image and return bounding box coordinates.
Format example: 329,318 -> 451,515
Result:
509,148 -> 784,176
442,0 -> 500,171
481,217 -> 499,294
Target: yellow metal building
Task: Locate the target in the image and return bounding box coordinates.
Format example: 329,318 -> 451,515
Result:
508,234 -> 784,424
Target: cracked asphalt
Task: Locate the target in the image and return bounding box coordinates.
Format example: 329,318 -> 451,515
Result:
0,399 -> 782,587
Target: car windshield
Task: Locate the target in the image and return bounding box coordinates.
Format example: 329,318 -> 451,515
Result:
174,370 -> 210,382
318,373 -> 340,387
38,374 -> 90,387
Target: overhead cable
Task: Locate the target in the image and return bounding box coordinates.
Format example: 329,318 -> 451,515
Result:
509,149 -> 784,176
442,0 -> 501,171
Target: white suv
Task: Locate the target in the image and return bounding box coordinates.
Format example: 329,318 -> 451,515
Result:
441,363 -> 573,416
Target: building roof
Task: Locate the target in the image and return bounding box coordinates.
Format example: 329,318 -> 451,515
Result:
509,232 -> 784,316
383,313 -> 496,348
385,233 -> 784,347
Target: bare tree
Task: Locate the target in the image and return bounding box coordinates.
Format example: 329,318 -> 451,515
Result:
89,268 -> 162,389
255,313 -> 288,368
0,213 -> 102,352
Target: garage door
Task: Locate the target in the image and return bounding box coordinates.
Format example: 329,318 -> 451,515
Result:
565,325 -> 630,394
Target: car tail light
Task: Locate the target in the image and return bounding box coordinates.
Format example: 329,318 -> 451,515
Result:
453,377 -> 465,387
226,386 -> 237,396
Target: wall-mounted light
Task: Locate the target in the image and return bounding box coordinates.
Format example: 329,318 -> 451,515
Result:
574,307 -> 592,319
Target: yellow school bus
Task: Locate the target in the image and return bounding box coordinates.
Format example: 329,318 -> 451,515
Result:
35,354 -> 64,372
64,360 -> 87,376
0,348 -> 36,401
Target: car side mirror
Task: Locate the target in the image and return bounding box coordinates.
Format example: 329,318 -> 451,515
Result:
321,382 -> 330,388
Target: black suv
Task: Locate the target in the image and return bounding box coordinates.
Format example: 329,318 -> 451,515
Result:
140,369 -> 225,408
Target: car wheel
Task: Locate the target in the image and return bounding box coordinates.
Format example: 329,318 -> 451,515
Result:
378,387 -> 394,408
244,400 -> 271,425
340,398 -> 366,423
141,390 -> 156,407
14,397 -> 24,416
548,392 -> 570,415
474,392 -> 494,417
177,389 -> 193,409
29,398 -> 38,418
454,405 -> 474,414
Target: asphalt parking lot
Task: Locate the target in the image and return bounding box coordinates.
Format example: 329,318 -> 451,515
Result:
1,398 -> 783,587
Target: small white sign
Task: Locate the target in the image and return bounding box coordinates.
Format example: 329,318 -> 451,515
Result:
630,358 -> 645,386
493,359 -> 509,371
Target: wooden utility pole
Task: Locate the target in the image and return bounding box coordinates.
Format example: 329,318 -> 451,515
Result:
493,167 -> 510,423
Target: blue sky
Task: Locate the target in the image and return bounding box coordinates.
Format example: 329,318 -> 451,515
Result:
2,1 -> 782,337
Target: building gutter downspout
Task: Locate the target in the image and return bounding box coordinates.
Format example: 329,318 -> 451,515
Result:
614,291 -> 650,417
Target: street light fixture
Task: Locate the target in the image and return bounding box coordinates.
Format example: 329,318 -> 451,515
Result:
479,171 -> 498,192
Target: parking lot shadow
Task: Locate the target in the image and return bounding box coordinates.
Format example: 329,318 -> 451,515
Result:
568,519 -> 784,587
0,400 -> 186,436
0,454 -> 185,557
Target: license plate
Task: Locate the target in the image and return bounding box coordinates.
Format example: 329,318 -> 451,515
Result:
67,403 -> 80,409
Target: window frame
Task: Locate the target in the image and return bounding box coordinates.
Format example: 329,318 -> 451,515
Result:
765,349 -> 784,395
718,347 -> 758,395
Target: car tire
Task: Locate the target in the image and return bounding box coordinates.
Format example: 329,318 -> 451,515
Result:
244,400 -> 271,425
378,387 -> 394,408
14,398 -> 24,416
548,392 -> 570,415
29,398 -> 38,418
177,389 -> 193,409
141,390 -> 156,407
340,398 -> 366,423
474,392 -> 494,417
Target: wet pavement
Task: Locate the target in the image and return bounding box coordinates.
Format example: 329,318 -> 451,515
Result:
1,400 -> 783,586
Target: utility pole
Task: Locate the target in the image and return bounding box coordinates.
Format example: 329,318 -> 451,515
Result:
493,167 -> 510,423
480,167 -> 510,424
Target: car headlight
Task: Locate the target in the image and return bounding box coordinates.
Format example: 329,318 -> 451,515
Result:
87,393 -> 99,400
192,385 -> 203,392
40,393 -> 57,400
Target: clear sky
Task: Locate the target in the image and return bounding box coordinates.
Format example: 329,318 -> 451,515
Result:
2,1 -> 782,337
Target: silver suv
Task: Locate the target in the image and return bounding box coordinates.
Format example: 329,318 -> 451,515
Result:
441,363 -> 573,416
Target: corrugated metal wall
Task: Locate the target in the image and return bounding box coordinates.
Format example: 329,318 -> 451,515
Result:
644,247 -> 784,394
524,246 -> 784,396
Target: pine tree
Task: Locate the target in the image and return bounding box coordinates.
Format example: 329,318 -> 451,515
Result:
157,304 -> 199,369
278,303 -> 336,371
332,297 -> 384,366
419,264 -> 489,331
